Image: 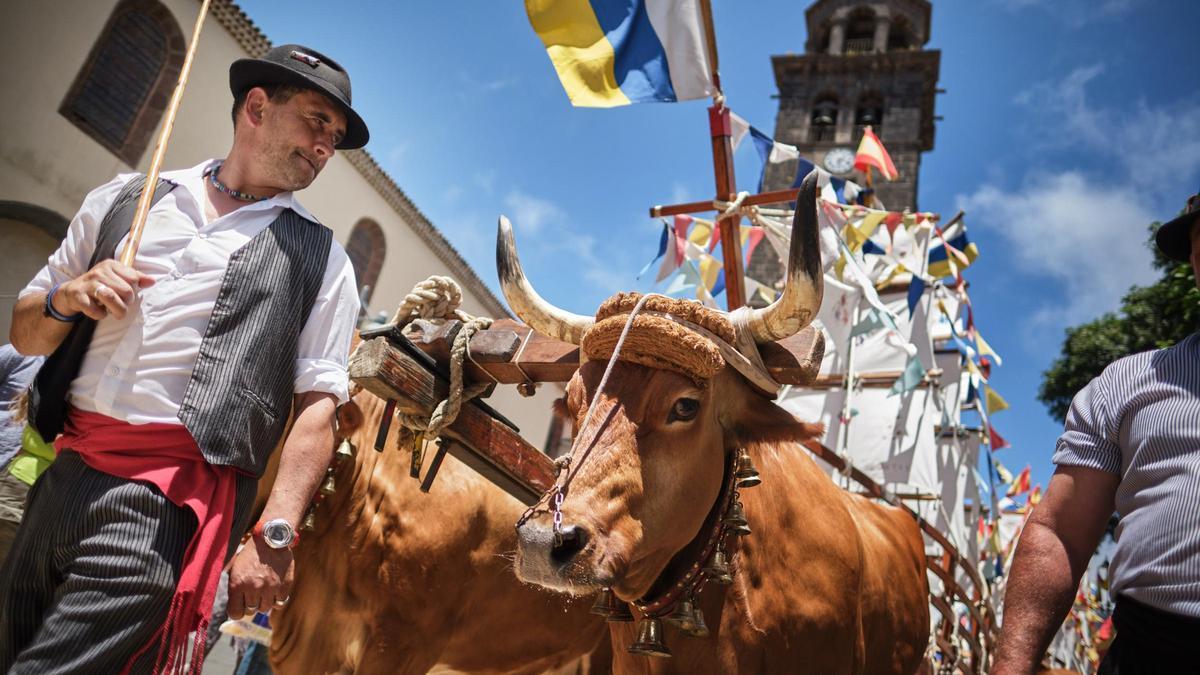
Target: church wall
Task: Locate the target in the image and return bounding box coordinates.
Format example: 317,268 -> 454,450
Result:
0,0 -> 558,452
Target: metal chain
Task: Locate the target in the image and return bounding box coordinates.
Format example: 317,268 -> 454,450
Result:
551,489 -> 565,546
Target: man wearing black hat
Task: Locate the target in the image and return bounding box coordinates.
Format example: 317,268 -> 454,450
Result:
995,195 -> 1200,673
1,45 -> 368,673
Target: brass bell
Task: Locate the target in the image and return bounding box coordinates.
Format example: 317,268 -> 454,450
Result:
680,598 -> 709,638
606,601 -> 635,623
704,549 -> 733,585
627,617 -> 671,658
734,449 -> 761,488
665,596 -> 696,628
723,500 -> 752,536
300,508 -> 317,531
319,469 -> 337,496
590,588 -> 617,617
335,437 -> 355,464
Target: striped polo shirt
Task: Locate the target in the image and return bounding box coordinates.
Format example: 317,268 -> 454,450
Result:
1053,331 -> 1200,618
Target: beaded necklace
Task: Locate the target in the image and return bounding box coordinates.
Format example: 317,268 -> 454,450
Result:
205,163 -> 269,202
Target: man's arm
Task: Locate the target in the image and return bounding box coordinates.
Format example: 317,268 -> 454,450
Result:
227,390 -> 337,618
993,465 -> 1118,674
9,260 -> 154,355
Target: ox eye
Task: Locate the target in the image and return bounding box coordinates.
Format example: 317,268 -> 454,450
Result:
668,398 -> 700,423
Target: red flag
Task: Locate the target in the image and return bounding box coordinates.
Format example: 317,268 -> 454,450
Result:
854,126 -> 898,180
989,425 -> 1010,451
1030,484 -> 1043,506
672,215 -> 692,265
1006,465 -> 1031,497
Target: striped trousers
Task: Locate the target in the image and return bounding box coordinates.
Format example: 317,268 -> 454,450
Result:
0,451 -> 255,674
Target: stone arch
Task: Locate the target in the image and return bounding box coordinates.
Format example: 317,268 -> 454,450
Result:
345,218 -> 386,305
843,6 -> 877,53
0,201 -> 69,340
59,0 -> 185,166
810,92 -> 840,143
855,91 -> 886,137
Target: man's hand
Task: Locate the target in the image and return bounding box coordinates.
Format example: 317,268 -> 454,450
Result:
227,536 -> 295,618
56,259 -> 155,321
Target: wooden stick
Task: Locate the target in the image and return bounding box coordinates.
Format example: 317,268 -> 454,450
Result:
118,0 -> 212,267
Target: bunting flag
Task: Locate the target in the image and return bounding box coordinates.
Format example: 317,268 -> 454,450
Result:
655,215 -> 690,281
994,459 -> 1014,485
989,424 -> 1011,451
985,386 -> 1010,415
1006,465 -> 1031,496
906,276 -> 925,317
927,226 -> 980,279
638,220 -> 670,278
526,0 -> 714,108
687,217 -> 714,248
1030,484 -> 1043,506
861,239 -> 886,256
663,259 -> 700,296
698,255 -> 722,293
854,126 -> 898,180
850,307 -> 888,338
889,355 -> 926,397
750,127 -> 801,192
976,331 -> 1003,367
729,111 -> 751,151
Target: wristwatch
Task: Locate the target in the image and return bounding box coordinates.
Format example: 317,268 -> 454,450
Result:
253,518 -> 298,549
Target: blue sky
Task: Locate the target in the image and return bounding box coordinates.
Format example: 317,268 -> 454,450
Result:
237,0 -> 1200,490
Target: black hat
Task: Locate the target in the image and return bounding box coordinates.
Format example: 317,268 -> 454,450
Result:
230,44 -> 369,150
1156,192 -> 1200,262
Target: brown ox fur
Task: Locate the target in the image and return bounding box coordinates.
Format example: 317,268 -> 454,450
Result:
260,390 -> 609,674
516,360 -> 929,674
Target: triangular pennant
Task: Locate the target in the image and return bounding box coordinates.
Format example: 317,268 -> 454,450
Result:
985,386 -> 1010,415
990,425 -> 1011,451
906,276 -> 926,317
639,221 -> 670,279
976,331 -> 1004,367
850,307 -> 887,338
888,356 -> 926,397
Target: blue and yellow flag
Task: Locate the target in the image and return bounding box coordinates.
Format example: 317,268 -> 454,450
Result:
526,0 -> 715,107
927,226 -> 980,279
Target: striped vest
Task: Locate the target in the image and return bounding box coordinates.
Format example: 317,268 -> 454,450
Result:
178,210 -> 332,477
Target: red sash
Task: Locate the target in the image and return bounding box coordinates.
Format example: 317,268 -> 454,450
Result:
57,407 -> 240,674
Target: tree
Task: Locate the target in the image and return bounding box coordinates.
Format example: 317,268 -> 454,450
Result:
1039,223 -> 1200,422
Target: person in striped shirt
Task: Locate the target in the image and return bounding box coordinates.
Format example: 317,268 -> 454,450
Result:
995,193 -> 1200,674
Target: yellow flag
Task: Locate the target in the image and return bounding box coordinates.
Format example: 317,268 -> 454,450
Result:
841,222 -> 866,251
976,331 -> 1003,366
985,386 -> 1010,415
688,218 -> 714,248
698,255 -> 722,291
854,212 -> 887,245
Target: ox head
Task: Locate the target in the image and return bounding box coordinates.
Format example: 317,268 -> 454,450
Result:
502,173 -> 825,602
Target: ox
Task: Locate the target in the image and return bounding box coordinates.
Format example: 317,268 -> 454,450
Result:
265,386 -> 609,674
499,173 -> 930,674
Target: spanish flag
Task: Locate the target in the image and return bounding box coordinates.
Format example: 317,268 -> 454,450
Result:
853,126 -> 898,180
1006,465 -> 1031,497
526,0 -> 715,108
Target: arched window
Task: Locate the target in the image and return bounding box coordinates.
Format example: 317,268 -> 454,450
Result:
843,7 -> 876,54
59,0 -> 184,166
810,94 -> 839,143
888,16 -> 915,51
346,218 -> 386,305
855,93 -> 885,138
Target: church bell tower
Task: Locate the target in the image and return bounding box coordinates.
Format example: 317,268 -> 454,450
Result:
764,0 -> 941,212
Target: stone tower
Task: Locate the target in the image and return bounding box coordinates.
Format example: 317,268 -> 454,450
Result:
749,0 -> 941,288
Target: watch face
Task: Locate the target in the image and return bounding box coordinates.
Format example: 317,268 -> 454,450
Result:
824,147 -> 856,175
263,519 -> 294,548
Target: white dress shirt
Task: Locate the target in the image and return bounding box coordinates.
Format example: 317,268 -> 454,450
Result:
20,159 -> 360,425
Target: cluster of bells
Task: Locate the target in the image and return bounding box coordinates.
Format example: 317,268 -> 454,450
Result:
590,448 -> 761,658
300,437 -> 356,531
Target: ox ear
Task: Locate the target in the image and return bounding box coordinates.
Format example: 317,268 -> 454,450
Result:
724,397 -> 824,448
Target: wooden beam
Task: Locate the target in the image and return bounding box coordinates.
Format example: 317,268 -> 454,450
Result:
348,335 -> 555,505
400,318 -> 824,386
650,187 -> 805,218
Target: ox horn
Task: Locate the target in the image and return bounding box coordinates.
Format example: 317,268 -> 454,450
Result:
496,215 -> 594,345
741,171 -> 825,343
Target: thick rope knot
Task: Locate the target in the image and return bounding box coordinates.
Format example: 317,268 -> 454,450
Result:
385,276 -> 493,440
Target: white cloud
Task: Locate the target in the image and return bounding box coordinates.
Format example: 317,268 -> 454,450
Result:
503,191 -> 566,235
957,64 -> 1199,347
987,0 -> 1143,27
958,172 -> 1157,331
1014,65 -> 1200,193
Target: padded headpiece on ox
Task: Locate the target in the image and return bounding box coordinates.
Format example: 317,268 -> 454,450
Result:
495,171 -> 825,384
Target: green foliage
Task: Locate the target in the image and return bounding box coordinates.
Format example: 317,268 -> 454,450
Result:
1039,223 -> 1200,422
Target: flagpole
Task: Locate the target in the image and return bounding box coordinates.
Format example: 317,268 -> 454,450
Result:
119,0 -> 213,267
698,0 -> 746,310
